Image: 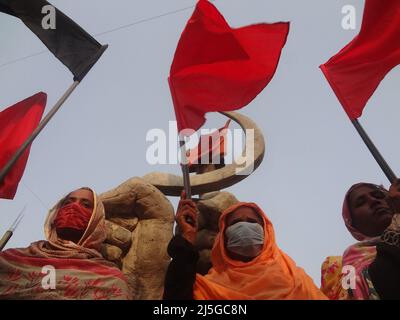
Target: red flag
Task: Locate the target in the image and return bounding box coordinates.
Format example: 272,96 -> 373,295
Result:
188,119 -> 230,170
169,0 -> 289,133
0,92 -> 47,199
320,0 -> 400,119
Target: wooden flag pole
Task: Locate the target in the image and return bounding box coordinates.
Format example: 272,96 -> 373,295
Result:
352,119 -> 397,183
0,81 -> 80,186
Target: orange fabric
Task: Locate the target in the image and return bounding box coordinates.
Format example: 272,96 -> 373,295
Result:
193,202 -> 327,300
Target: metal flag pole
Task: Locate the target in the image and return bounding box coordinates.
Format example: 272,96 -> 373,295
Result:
0,205 -> 26,251
0,81 -> 80,186
179,136 -> 192,199
179,136 -> 196,226
352,119 -> 397,183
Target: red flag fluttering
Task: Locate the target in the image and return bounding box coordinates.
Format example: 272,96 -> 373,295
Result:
320,0 -> 400,119
0,92 -> 47,199
169,0 -> 289,133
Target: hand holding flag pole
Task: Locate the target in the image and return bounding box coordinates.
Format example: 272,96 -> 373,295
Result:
0,205 -> 25,251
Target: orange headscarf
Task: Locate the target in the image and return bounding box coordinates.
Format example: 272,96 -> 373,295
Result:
193,202 -> 327,300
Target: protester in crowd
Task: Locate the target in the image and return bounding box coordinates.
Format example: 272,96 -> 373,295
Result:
0,187 -> 131,300
321,181 -> 400,300
164,194 -> 326,300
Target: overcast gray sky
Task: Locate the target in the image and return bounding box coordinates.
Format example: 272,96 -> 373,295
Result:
1,0 -> 399,286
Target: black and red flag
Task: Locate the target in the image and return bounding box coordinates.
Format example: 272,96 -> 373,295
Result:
0,0 -> 108,193
0,0 -> 107,80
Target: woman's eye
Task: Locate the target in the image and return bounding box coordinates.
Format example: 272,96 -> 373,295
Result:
372,190 -> 386,199
355,197 -> 366,207
82,202 -> 91,208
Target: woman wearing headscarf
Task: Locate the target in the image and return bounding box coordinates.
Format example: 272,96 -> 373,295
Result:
0,188 -> 131,299
163,195 -> 326,300
321,182 -> 400,300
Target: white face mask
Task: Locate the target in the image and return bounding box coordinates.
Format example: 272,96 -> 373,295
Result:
225,221 -> 264,258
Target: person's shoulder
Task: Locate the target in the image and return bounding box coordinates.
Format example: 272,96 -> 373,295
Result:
321,255 -> 342,269
0,245 -> 36,257
320,255 -> 349,299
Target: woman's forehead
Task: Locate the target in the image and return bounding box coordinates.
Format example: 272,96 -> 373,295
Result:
67,188 -> 94,201
227,206 -> 261,221
350,184 -> 384,196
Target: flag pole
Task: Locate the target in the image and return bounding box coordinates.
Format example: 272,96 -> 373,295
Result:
0,81 -> 80,186
0,205 -> 25,251
179,136 -> 196,226
351,119 -> 397,183
179,137 -> 192,199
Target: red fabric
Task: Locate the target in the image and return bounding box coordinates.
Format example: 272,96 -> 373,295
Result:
54,202 -> 93,232
188,119 -> 230,167
320,0 -> 400,119
1,249 -> 127,281
0,92 -> 46,199
169,0 -> 289,133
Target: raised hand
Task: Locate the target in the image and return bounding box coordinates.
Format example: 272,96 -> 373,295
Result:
176,191 -> 198,244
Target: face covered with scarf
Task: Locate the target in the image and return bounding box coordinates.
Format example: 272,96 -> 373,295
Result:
224,206 -> 264,262
54,188 -> 95,243
0,188 -> 132,300
193,202 -> 326,300
344,183 -> 394,240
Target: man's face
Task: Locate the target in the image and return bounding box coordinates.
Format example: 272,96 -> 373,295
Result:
349,185 -> 393,237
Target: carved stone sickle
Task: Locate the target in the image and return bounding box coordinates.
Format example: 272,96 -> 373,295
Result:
142,111 -> 265,196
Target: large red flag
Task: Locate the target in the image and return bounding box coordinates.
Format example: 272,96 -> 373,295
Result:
320,0 -> 400,119
0,92 -> 47,199
169,0 -> 289,133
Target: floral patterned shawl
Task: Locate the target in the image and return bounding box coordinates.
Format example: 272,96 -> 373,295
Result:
0,189 -> 131,300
